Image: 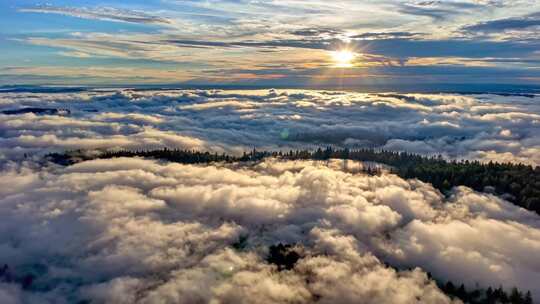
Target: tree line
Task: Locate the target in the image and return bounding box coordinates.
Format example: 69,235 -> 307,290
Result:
438,279 -> 533,304
47,147 -> 540,215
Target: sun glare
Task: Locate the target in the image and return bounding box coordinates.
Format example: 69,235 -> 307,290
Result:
332,50 -> 356,67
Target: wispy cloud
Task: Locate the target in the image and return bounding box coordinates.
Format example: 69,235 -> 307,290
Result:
397,1 -> 484,21
20,5 -> 172,25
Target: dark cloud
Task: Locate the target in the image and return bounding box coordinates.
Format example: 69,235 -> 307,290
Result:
288,28 -> 343,38
350,31 -> 422,39
462,12 -> 540,33
163,38 -> 332,50
381,38 -> 539,57
162,36 -> 540,59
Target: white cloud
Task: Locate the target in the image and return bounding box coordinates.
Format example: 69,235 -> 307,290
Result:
20,6 -> 171,25
1,89 -> 539,165
0,157 -> 538,302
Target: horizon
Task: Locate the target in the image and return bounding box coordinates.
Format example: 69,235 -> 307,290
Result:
3,83 -> 540,94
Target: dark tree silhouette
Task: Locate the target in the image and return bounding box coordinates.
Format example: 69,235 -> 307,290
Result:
266,244 -> 302,271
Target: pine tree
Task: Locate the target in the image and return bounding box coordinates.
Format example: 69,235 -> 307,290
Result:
524,291 -> 533,304
510,287 -> 523,304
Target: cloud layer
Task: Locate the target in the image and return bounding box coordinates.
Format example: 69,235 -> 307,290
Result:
0,157 -> 538,303
0,89 -> 539,165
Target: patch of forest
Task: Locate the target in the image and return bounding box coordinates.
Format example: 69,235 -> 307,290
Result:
46,147 -> 540,215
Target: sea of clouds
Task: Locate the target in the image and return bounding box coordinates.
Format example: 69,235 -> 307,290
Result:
0,158 -> 539,303
0,89 -> 539,164
0,89 -> 539,303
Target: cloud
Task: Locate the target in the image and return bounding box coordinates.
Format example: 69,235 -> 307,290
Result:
0,157 -> 538,302
396,1 -> 484,21
350,31 -> 423,40
288,28 -> 345,39
384,188 -> 540,294
13,32 -> 540,86
20,5 -> 171,25
462,12 -> 540,33
0,89 -> 539,165
0,66 -> 196,85
5,0 -> 540,86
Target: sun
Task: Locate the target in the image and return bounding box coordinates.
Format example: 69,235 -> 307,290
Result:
331,50 -> 356,67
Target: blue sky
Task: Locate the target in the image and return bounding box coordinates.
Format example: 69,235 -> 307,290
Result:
1,0 -> 540,88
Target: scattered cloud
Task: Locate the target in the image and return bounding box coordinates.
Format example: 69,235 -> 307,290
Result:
6,0 -> 540,85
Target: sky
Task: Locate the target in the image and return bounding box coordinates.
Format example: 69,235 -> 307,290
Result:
1,0 -> 540,89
